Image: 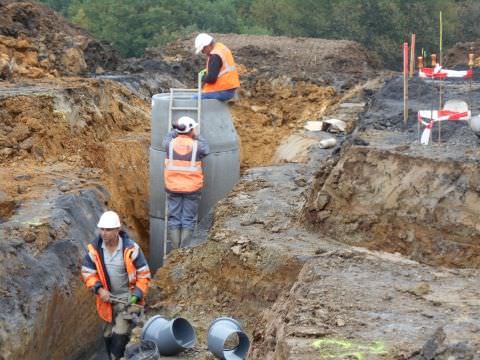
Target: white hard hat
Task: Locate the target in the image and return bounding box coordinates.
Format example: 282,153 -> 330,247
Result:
175,116 -> 198,133
97,211 -> 121,229
195,33 -> 213,54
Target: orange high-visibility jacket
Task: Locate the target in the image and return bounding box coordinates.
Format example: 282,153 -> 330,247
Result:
81,232 -> 151,323
203,42 -> 240,93
164,135 -> 204,193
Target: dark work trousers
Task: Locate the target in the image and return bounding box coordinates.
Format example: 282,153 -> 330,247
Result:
167,191 -> 201,230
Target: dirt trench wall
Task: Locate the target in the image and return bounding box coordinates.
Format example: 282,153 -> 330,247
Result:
231,79 -> 338,168
0,189 -> 106,360
154,238 -> 303,343
304,146 -> 480,267
0,79 -> 151,250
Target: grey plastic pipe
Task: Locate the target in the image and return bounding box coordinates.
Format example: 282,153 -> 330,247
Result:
141,315 -> 196,356
207,317 -> 250,360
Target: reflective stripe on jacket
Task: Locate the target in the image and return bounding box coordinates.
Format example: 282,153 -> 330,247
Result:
203,42 -> 240,93
81,231 -> 151,323
164,135 -> 203,193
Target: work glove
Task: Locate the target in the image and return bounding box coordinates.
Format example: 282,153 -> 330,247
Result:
129,295 -> 138,305
198,68 -> 206,78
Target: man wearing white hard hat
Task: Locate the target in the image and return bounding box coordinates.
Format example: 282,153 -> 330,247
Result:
81,210 -> 151,359
194,33 -> 240,101
162,116 -> 210,248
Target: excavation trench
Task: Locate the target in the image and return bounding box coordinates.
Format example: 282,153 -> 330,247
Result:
2,72 -> 480,359
147,75 -> 480,358
2,64 -> 480,359
3,8 -> 477,358
0,76 -> 342,359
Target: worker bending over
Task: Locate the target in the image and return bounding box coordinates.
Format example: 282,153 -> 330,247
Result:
81,211 -> 151,360
195,33 -> 240,101
163,116 -> 209,248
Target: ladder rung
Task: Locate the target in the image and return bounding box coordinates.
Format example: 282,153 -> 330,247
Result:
171,107 -> 199,111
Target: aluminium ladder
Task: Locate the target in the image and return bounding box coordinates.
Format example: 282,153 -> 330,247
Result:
163,74 -> 203,263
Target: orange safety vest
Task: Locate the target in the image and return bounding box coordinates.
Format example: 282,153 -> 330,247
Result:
83,241 -> 150,323
164,135 -> 203,193
203,42 -> 240,93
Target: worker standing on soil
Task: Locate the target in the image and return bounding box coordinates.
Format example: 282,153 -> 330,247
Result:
81,210 -> 151,360
163,116 -> 209,248
195,33 -> 240,101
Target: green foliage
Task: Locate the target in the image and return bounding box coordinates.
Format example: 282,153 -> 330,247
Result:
38,0 -> 480,68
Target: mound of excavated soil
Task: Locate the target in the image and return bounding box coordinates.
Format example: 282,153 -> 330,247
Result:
444,40 -> 480,67
0,0 -> 118,79
231,80 -> 338,167
150,33 -> 380,87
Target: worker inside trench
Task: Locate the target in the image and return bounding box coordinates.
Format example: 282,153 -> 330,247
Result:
84,76 -> 338,360
149,94 -> 241,271
148,78 -> 340,270
82,76 -> 340,356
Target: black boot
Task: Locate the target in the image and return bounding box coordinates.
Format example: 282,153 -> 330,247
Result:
110,333 -> 130,360
104,336 -> 113,359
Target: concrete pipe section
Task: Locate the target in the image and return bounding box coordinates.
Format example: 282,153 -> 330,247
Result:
141,315 -> 196,356
149,93 -> 240,270
207,317 -> 250,360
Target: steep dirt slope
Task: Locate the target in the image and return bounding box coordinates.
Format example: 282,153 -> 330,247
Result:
0,0 -> 118,79
445,40 -> 480,67
304,75 -> 480,268
0,187 -> 107,360
0,77 -> 152,359
0,78 -> 151,245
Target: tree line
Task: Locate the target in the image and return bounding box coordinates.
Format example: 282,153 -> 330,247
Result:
40,0 -> 480,69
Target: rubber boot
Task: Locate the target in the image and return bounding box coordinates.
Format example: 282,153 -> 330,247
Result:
180,229 -> 193,246
168,228 -> 181,249
110,333 -> 130,360
104,336 -> 113,359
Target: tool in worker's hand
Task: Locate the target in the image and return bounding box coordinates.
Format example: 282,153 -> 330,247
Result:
110,295 -> 145,325
198,68 -> 206,78
109,295 -> 144,309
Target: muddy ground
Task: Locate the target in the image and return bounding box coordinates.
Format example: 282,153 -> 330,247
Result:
1,3 -> 480,360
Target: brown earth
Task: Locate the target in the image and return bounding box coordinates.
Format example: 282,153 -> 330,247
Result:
149,33 -> 377,168
0,78 -> 151,246
231,81 -> 337,167
158,33 -> 380,84
445,40 -> 480,67
0,0 -> 118,80
151,78 -> 480,358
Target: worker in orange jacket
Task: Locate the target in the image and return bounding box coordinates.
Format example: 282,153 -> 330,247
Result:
81,211 -> 151,360
195,33 -> 240,101
162,116 -> 209,248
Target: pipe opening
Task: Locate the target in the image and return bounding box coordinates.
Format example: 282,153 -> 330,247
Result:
224,332 -> 240,350
223,331 -> 250,359
172,317 -> 196,347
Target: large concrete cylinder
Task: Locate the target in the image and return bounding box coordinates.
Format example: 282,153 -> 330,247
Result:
149,93 -> 240,270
